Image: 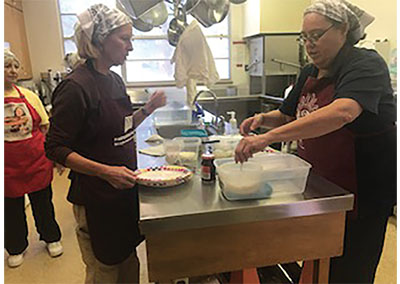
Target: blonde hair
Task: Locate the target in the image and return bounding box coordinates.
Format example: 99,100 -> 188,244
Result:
74,24 -> 101,59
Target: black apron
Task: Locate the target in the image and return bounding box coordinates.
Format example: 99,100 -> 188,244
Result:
69,65 -> 143,265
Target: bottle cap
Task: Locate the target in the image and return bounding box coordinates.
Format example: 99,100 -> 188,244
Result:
201,153 -> 215,160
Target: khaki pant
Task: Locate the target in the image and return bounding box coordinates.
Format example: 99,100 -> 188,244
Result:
73,205 -> 140,284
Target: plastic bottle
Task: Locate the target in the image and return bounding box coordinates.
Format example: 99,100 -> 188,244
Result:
227,111 -> 238,135
198,116 -> 205,130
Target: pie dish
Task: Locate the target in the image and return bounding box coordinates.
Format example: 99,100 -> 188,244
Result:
134,165 -> 193,188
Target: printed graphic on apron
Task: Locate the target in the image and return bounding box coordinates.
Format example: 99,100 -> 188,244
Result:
4,102 -> 33,142
296,92 -> 319,149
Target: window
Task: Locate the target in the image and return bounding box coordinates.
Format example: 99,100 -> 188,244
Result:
58,0 -> 231,85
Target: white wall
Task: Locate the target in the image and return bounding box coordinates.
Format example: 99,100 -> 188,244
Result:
242,0 -> 260,37
229,4 -> 250,93
23,0 -> 65,82
351,0 -> 397,48
260,0 -> 310,33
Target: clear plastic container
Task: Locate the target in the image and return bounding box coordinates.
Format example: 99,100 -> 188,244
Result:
214,153 -> 312,199
172,137 -> 201,171
163,139 -> 182,165
153,102 -> 192,126
251,153 -> 311,196
152,89 -> 192,126
211,135 -> 242,159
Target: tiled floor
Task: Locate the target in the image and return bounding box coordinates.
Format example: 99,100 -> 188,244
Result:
4,171 -> 397,283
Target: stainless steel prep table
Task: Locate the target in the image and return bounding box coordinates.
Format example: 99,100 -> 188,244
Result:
136,116 -> 354,283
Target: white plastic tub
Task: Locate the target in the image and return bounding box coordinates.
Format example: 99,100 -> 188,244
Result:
215,161 -> 264,195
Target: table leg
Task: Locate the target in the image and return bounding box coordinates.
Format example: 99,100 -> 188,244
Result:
316,258 -> 330,283
230,268 -> 260,284
299,258 -> 331,284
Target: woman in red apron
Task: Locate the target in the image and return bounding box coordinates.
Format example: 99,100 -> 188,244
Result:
235,1 -> 396,283
4,50 -> 62,268
45,4 -> 166,284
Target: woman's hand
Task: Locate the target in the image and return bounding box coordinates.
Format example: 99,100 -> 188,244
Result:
54,163 -> 66,175
144,90 -> 166,114
99,165 -> 137,189
240,114 -> 264,136
235,134 -> 270,163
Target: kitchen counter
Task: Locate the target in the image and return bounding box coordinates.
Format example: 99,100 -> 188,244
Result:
136,115 -> 354,282
137,116 -> 353,234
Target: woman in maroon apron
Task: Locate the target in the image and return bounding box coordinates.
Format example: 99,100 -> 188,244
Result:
4,50 -> 62,268
235,1 -> 396,283
45,4 -> 165,284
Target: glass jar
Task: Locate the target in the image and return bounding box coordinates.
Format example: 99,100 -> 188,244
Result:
201,153 -> 216,183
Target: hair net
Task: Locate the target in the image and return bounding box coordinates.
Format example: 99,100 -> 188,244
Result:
304,0 -> 375,45
74,4 -> 132,46
4,49 -> 20,66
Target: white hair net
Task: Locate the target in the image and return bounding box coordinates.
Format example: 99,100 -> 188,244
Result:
74,3 -> 132,46
4,49 -> 20,66
304,0 -> 375,44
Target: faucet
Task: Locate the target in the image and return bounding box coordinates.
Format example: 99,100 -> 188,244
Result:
193,90 -> 219,123
193,90 -> 225,135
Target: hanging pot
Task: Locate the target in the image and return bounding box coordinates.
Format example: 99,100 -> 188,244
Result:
208,0 -> 229,24
185,0 -> 214,28
229,0 -> 247,4
132,17 -> 154,32
139,1 -> 169,27
116,0 -> 163,18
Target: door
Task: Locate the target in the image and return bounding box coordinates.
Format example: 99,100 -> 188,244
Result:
5,1 -> 33,80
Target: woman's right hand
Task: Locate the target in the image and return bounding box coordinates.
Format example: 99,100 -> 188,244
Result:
99,165 -> 137,189
240,114 -> 264,136
145,90 -> 166,114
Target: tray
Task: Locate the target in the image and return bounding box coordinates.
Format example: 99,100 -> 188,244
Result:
219,178 -> 273,201
134,165 -> 193,188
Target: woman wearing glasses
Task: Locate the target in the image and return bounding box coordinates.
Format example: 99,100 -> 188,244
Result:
235,1 -> 396,283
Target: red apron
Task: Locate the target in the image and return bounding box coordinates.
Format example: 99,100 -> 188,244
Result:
4,85 -> 53,198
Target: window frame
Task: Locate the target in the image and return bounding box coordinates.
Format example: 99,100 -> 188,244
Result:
57,0 -> 232,87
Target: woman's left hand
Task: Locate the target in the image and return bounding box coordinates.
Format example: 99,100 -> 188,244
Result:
235,134 -> 270,163
144,90 -> 166,114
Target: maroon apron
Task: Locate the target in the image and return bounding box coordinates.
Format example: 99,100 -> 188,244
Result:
4,85 -> 53,197
296,77 -> 358,284
298,76 -> 396,284
296,77 -> 359,212
70,71 -> 142,265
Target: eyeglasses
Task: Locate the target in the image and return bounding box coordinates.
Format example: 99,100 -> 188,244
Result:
298,24 -> 334,45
